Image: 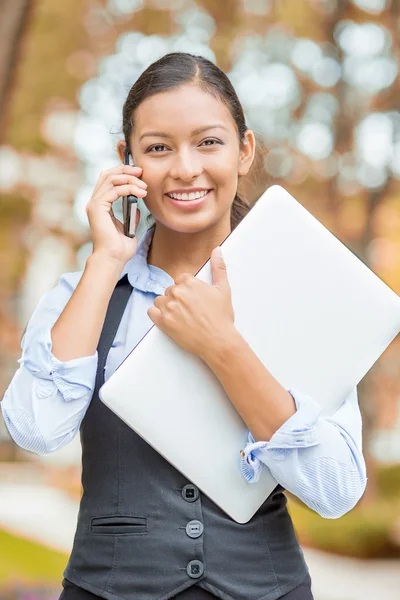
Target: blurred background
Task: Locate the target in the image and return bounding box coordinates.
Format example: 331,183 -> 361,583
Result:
1,0 -> 400,598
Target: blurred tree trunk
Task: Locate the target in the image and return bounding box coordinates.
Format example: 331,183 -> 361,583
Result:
0,0 -> 32,142
0,0 -> 33,461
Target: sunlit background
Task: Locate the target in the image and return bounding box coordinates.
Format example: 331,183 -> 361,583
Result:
1,0 -> 400,598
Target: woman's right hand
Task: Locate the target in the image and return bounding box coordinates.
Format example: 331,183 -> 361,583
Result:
85,164 -> 148,265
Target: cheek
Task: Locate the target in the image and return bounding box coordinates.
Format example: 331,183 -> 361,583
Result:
142,163 -> 162,188
142,192 -> 160,217
208,152 -> 239,187
214,168 -> 238,196
141,165 -> 164,205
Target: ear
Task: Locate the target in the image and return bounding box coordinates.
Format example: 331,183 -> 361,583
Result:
116,140 -> 127,163
238,129 -> 256,177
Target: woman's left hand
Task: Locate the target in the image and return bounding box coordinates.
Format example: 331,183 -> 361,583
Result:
147,247 -> 236,362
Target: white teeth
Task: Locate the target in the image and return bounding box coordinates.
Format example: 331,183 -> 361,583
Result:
167,190 -> 209,201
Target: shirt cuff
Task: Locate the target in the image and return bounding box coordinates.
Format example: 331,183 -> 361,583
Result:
1,405 -> 48,455
19,325 -> 98,402
240,389 -> 323,483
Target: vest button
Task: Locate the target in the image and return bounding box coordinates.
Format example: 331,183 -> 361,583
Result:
186,520 -> 204,539
182,484 -> 199,502
186,560 -> 204,579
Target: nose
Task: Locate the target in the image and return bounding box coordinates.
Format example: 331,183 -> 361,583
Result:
169,149 -> 203,182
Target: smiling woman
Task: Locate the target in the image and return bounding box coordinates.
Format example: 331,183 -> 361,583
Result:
2,52 -> 366,600
120,53 -> 254,236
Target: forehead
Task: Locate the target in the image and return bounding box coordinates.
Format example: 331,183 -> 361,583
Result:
133,84 -> 237,136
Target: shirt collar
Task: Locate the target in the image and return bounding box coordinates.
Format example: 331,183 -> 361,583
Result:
120,225 -> 174,295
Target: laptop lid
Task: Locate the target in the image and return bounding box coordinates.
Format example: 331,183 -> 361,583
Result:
99,185 -> 400,523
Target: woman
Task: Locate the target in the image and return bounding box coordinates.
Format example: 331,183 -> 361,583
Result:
1,52 -> 367,600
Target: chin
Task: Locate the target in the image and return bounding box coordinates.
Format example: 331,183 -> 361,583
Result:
157,210 -> 228,235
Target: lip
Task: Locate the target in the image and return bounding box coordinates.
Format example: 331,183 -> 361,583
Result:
165,189 -> 212,209
165,187 -> 211,195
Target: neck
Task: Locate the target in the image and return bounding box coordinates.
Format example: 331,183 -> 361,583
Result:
147,219 -> 231,280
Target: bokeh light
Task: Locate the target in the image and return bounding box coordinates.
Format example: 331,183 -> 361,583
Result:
351,0 -> 390,14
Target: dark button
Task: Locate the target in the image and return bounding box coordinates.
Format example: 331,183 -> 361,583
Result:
186,560 -> 204,579
182,484 -> 199,502
186,520 -> 204,539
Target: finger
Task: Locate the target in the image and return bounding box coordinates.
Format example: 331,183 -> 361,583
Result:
96,184 -> 148,206
164,285 -> 175,297
86,186 -> 145,218
147,306 -> 162,327
94,165 -> 144,194
174,273 -> 194,286
95,174 -> 147,200
153,295 -> 166,310
97,173 -> 148,194
210,246 -> 230,292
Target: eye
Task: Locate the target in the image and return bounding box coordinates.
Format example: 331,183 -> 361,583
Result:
200,138 -> 222,146
147,144 -> 169,153
146,138 -> 222,153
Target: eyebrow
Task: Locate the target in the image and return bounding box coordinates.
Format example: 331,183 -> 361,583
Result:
139,124 -> 229,141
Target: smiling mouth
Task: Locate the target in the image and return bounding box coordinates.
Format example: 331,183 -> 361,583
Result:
166,189 -> 212,201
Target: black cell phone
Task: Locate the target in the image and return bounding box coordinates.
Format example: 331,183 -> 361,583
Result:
123,149 -> 138,238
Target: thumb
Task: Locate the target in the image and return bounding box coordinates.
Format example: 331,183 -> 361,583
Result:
211,246 -> 230,293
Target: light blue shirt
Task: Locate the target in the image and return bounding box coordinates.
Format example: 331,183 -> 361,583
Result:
1,227 -> 367,519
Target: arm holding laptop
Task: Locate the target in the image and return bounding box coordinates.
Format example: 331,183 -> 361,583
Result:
148,246 -> 367,518
1,228 -> 367,518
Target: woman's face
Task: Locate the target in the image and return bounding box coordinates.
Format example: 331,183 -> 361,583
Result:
124,84 -> 255,235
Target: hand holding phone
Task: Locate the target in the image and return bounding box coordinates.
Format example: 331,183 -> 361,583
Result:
123,149 -> 139,238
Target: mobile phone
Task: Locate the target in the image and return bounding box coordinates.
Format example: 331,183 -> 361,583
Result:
123,149 -> 138,238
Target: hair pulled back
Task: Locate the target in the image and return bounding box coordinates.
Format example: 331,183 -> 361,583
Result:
122,52 -> 251,230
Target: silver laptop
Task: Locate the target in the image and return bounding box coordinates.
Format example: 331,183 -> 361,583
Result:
99,185 -> 400,523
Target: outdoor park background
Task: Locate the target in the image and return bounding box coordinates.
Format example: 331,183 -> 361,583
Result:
0,0 -> 400,599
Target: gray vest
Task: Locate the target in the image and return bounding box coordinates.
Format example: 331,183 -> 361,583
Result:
64,275 -> 308,600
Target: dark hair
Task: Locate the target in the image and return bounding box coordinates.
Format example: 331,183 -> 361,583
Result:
122,52 -> 251,230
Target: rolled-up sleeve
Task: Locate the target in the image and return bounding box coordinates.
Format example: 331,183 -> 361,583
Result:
19,312 -> 98,403
240,388 -> 367,519
1,271 -> 98,454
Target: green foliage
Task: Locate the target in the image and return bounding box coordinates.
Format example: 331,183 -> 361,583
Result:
0,528 -> 67,585
376,464 -> 400,498
288,465 -> 400,559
